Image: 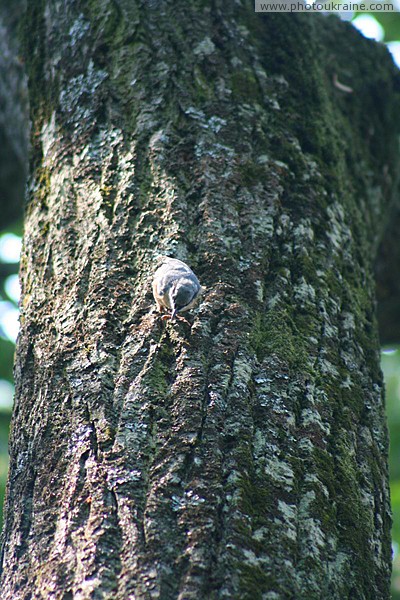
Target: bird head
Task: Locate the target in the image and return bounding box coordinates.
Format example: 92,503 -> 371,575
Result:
168,279 -> 197,321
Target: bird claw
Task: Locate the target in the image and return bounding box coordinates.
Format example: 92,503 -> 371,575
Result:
159,314 -> 191,325
176,315 -> 191,325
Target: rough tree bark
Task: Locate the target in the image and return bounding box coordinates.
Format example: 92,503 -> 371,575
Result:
1,2 -> 399,599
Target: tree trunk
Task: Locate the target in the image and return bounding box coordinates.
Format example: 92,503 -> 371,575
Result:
1,3 -> 399,599
0,7 -> 27,228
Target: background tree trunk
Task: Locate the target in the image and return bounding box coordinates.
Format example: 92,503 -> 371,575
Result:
1,3 -> 399,599
0,5 -> 27,229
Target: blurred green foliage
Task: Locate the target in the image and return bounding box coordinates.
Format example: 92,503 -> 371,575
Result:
359,13 -> 400,41
382,348 -> 400,599
0,223 -> 20,526
0,414 -> 10,523
0,340 -> 14,381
